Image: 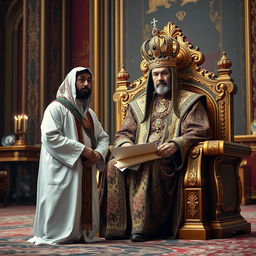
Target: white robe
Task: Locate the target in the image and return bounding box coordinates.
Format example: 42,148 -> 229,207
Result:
28,101 -> 109,245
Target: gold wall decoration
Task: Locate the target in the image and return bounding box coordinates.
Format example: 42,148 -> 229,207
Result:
147,0 -> 199,14
176,10 -> 186,21
180,0 -> 199,7
146,0 -> 173,14
209,0 -> 222,33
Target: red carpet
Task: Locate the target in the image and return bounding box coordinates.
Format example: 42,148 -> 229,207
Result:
0,205 -> 255,255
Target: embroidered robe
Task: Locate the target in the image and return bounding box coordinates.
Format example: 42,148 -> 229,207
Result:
101,89 -> 212,239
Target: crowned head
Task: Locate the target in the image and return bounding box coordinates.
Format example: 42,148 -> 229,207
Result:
141,27 -> 180,70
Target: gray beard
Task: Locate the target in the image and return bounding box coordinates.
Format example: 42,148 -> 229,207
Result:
155,85 -> 170,95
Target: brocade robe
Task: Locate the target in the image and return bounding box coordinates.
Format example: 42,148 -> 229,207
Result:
101,89 -> 212,239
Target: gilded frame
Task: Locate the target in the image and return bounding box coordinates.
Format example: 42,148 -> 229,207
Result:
245,0 -> 254,134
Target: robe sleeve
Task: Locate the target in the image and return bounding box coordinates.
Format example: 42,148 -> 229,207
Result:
88,109 -> 110,171
114,106 -> 137,147
169,100 -> 213,169
41,102 -> 85,168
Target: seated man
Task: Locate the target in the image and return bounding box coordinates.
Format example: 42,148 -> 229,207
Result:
101,26 -> 212,242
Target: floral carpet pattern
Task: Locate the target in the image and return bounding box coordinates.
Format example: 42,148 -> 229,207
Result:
0,205 -> 255,255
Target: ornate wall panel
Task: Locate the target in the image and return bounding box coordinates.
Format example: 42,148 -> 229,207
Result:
247,1 -> 256,133
45,0 -> 63,106
0,6 -> 5,138
24,0 -> 41,145
23,0 -> 70,145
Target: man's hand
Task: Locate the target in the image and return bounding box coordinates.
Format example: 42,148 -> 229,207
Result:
157,142 -> 178,158
83,149 -> 102,168
121,142 -> 133,147
93,151 -> 102,163
82,146 -> 94,161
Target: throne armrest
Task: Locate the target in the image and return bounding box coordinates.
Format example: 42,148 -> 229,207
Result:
203,140 -> 252,158
179,140 -> 251,240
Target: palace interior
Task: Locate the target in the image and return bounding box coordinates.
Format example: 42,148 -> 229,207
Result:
0,0 -> 256,246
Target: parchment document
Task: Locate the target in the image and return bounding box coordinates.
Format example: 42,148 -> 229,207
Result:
110,142 -> 161,169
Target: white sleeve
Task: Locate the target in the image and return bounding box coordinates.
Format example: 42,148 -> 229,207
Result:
89,109 -> 109,171
41,102 -> 85,168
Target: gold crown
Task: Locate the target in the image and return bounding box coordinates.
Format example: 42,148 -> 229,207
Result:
141,27 -> 180,70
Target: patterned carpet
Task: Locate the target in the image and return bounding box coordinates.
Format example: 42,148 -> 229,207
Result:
0,205 -> 255,255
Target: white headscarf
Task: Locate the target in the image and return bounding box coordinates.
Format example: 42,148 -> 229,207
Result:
56,67 -> 93,116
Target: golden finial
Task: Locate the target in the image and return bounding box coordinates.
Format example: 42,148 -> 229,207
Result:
117,65 -> 130,81
217,52 -> 232,70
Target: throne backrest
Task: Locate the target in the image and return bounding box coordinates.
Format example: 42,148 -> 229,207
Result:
114,22 -> 236,142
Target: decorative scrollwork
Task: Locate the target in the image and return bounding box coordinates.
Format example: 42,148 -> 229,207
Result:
129,75 -> 147,90
140,59 -> 149,73
113,91 -> 129,103
190,146 -> 200,158
161,22 -> 216,79
188,166 -> 197,186
216,83 -> 227,101
219,101 -> 226,139
197,68 -> 216,79
204,140 -> 224,155
186,147 -> 200,186
216,175 -> 224,216
161,22 -> 183,39
187,192 -> 199,218
121,105 -> 128,123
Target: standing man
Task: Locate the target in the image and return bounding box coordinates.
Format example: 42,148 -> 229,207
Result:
29,67 -> 109,245
101,26 -> 212,242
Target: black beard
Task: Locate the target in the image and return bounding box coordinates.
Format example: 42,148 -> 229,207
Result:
76,88 -> 91,99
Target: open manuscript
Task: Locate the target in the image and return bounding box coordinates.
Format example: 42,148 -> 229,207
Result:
110,142 -> 161,169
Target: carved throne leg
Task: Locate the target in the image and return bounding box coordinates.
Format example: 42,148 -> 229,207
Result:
208,155 -> 251,238
178,146 -> 212,240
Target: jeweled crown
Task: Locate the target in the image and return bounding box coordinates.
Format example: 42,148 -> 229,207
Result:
141,26 -> 180,70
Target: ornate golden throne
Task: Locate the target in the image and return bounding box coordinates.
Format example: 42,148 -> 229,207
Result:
113,22 -> 251,240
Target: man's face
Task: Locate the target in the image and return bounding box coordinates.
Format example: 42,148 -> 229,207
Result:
152,67 -> 171,96
75,73 -> 92,99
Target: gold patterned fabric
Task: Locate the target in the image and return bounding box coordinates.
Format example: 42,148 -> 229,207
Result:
100,92 -> 212,239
